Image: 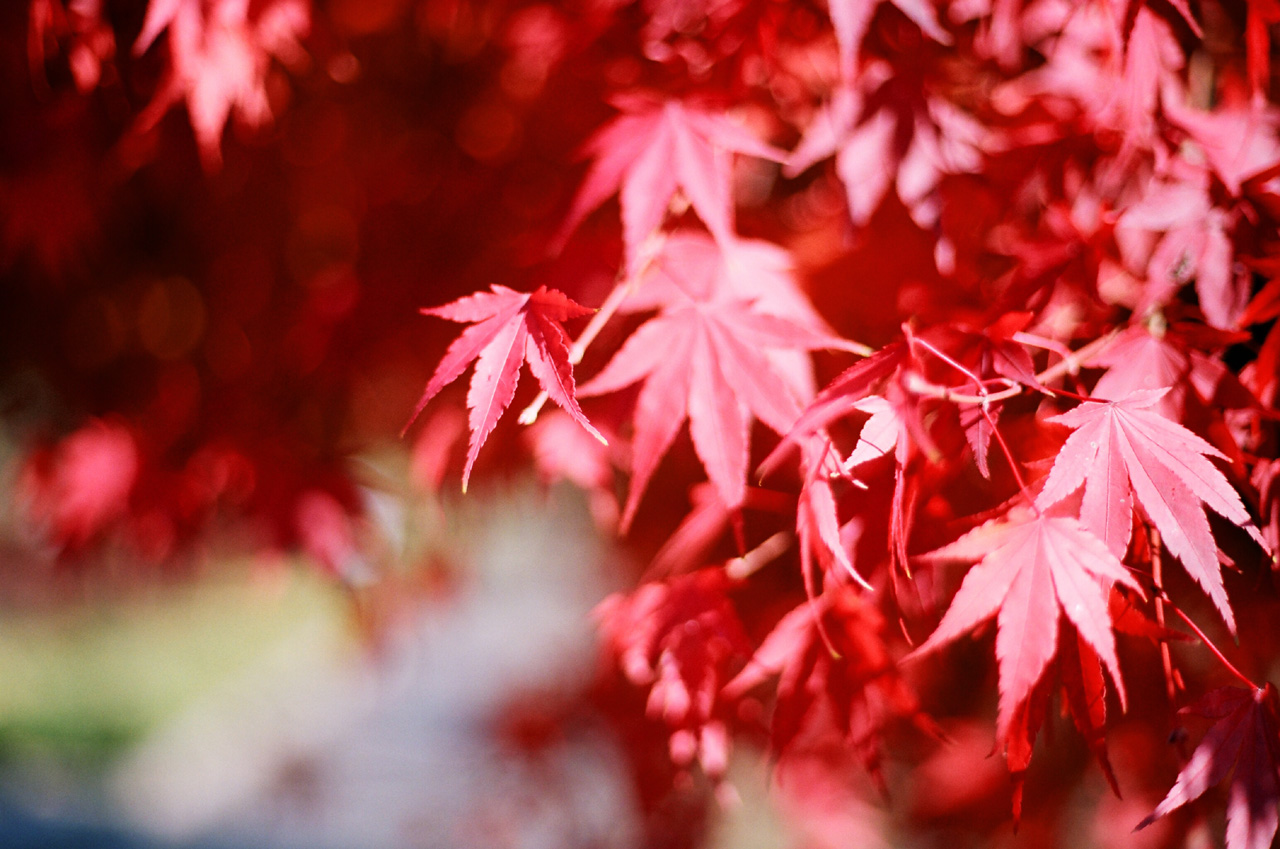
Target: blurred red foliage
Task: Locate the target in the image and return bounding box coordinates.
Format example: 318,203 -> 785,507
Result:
11,1 -> 1280,847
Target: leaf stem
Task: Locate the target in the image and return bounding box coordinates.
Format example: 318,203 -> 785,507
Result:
726,531 -> 793,579
908,330 -> 989,393
1169,604 -> 1259,690
831,338 -> 877,357
1011,331 -> 1078,374
902,372 -> 1018,404
1042,385 -> 1095,404
986,408 -> 1039,515
1147,526 -> 1253,691
902,331 -> 1120,407
1149,527 -> 1182,703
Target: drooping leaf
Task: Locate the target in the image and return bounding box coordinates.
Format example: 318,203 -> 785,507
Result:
1058,628 -> 1120,796
794,437 -> 873,593
19,418 -> 139,552
826,0 -> 950,79
28,0 -> 116,93
787,65 -> 986,230
595,568 -> 752,780
723,586 -> 920,785
1117,162 -> 1245,329
1164,93 -> 1280,197
764,343 -> 908,474
620,231 -> 839,399
132,0 -> 310,167
1139,685 -> 1280,849
840,395 -> 901,472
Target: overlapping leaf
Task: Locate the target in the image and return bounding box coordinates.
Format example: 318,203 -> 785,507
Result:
595,569 -> 751,779
580,263 -> 841,528
787,63 -> 985,230
554,96 -> 785,275
1036,389 -> 1266,632
723,586 -> 920,784
826,0 -> 950,78
911,512 -> 1141,741
132,0 -> 309,166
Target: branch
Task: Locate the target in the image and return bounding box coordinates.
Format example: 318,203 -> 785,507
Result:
902,330 -> 1120,407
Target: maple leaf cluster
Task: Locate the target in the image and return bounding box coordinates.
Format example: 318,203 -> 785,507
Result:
13,0 -> 1280,845
405,0 -> 1280,844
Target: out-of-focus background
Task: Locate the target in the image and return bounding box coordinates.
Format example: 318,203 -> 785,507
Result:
0,0 -> 816,845
0,467 -> 668,849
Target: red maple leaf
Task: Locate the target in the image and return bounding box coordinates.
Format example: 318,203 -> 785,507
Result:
1117,162 -> 1244,329
28,0 -> 116,93
619,231 -> 845,399
1088,325 -> 1197,420
1084,323 -> 1256,429
1139,685 -> 1280,849
408,285 -> 604,491
1035,388 -> 1266,633
993,3 -> 1182,155
19,418 -> 139,553
579,273 -> 839,529
1165,95 -> 1280,198
757,345 -> 919,582
723,586 -> 920,786
833,395 -> 897,472
619,231 -> 836,334
1104,6 -> 1182,152
767,343 -> 908,459
826,0 -> 950,78
132,0 -> 309,167
554,95 -> 784,276
787,64 -> 986,230
909,511 -> 1142,743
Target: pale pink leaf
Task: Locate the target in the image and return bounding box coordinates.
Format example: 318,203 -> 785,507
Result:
410,285 -> 600,490
994,531 -> 1059,741
687,326 -> 750,511
623,332 -> 695,530
1037,391 -> 1267,632
913,515 -> 1137,741
556,99 -> 784,275
463,319 -> 528,489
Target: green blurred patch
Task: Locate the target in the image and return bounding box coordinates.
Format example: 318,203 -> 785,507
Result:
0,565 -> 346,765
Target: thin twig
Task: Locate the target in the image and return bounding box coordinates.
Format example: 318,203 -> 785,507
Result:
903,330 -> 1120,407
1149,527 -> 1182,702
985,405 -> 1039,514
1169,605 -> 1258,691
